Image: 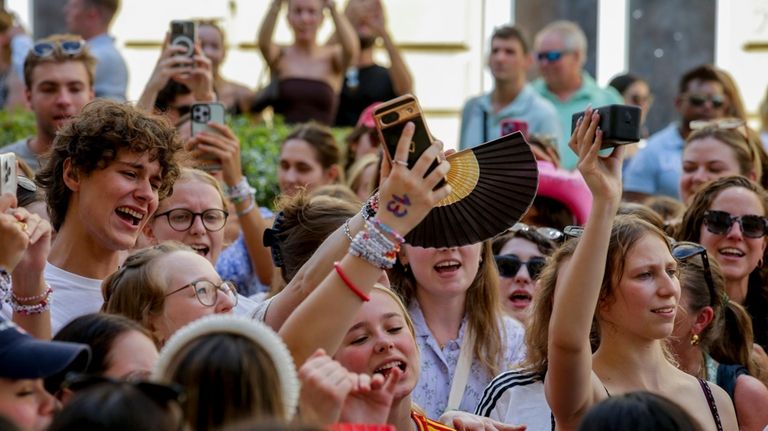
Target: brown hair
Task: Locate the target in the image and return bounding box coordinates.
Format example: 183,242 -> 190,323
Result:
684,127 -> 761,180
53,313 -> 153,376
282,122 -> 341,178
676,176 -> 768,244
677,254 -> 758,376
491,229 -> 556,256
618,202 -> 665,230
524,238 -> 579,375
273,190 -> 358,284
678,64 -> 723,95
36,100 -> 182,231
491,25 -> 529,53
163,333 -> 285,430
391,241 -> 507,376
102,242 -> 191,345
345,153 -> 378,200
23,34 -> 96,89
715,68 -> 747,121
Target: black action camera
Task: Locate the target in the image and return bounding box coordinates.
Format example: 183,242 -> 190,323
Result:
570,104 -> 641,149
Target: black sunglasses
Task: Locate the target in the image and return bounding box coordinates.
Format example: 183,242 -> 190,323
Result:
703,210 -> 767,239
494,254 -> 547,279
61,373 -> 186,405
686,93 -> 725,109
672,241 -> 716,307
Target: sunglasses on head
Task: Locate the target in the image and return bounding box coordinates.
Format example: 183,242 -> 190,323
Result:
703,210 -> 767,239
536,50 -> 568,62
671,241 -> 716,307
31,39 -> 85,57
508,222 -> 564,243
686,93 -> 725,109
494,254 -> 547,279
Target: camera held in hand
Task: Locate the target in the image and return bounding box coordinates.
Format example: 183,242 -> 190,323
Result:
570,104 -> 641,149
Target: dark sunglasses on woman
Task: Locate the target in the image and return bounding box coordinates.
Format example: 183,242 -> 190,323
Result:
494,254 -> 547,280
702,210 -> 768,239
671,241 -> 717,307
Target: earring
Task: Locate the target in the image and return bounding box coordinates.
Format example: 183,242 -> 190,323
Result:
403,264 -> 409,273
690,334 -> 700,346
759,258 -> 764,268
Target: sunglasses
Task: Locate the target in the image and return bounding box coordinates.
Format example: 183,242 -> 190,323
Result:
494,254 -> 547,279
628,93 -> 652,105
61,373 -> 186,405
671,241 -> 716,307
703,210 -> 767,239
508,222 -> 564,243
689,117 -> 747,138
536,50 -> 568,62
31,39 -> 85,57
686,93 -> 725,109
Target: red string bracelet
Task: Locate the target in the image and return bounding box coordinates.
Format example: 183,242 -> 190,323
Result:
334,261 -> 370,302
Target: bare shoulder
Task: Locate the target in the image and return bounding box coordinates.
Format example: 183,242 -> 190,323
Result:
707,380 -> 738,430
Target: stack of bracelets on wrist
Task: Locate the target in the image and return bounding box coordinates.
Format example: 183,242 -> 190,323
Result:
0,270 -> 10,303
10,286 -> 52,315
360,193 -> 379,220
349,218 -> 405,269
227,177 -> 256,205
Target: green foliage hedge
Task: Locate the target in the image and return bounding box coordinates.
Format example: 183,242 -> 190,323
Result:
0,110 -> 349,210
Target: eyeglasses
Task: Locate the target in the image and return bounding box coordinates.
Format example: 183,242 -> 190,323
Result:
154,208 -> 228,232
508,222 -> 564,243
685,93 -> 725,109
703,210 -> 767,239
536,50 -> 569,63
165,279 -> 239,307
31,39 -> 85,57
61,373 -> 186,405
671,241 -> 716,307
494,254 -> 547,279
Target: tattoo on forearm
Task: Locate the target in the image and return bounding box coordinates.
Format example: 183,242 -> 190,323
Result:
386,194 -> 411,217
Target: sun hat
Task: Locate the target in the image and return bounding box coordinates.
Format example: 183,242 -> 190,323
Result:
0,318 -> 90,386
535,160 -> 592,225
152,314 -> 299,419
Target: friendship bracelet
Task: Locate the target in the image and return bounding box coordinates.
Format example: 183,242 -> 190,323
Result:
0,270 -> 10,303
360,193 -> 379,220
333,262 -> 370,302
236,198 -> 256,217
370,218 -> 405,245
12,286 -> 52,303
343,218 -> 354,242
227,177 -> 256,205
10,288 -> 51,315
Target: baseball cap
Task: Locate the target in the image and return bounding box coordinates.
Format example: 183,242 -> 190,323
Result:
0,318 -> 90,381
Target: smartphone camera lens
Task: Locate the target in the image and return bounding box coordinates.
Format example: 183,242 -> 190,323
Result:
381,112 -> 399,125
192,105 -> 209,123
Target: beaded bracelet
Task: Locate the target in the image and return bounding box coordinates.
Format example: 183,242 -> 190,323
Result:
343,218 -> 354,242
12,286 -> 52,303
227,177 -> 256,205
360,193 -> 379,220
0,270 -> 10,303
236,197 -> 256,216
334,262 -> 370,302
348,219 -> 402,269
10,287 -> 52,315
369,218 -> 405,244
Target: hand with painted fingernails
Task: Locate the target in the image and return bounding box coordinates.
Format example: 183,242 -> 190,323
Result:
375,122 -> 451,238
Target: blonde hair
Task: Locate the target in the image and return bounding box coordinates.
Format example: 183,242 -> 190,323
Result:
162,168 -> 226,209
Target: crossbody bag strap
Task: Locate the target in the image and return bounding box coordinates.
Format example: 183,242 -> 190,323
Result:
445,325 -> 475,412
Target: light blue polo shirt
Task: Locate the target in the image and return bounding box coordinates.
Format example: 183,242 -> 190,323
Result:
458,84 -> 561,150
532,72 -> 623,170
623,122 -> 685,199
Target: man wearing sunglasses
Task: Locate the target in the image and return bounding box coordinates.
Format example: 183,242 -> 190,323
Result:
531,20 -> 622,170
624,64 -> 729,202
459,25 -> 559,150
1,35 -> 96,172
64,0 -> 128,101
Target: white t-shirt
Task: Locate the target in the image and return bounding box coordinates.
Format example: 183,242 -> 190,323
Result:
46,263 -> 104,334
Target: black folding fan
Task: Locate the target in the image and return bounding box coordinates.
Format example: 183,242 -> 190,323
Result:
405,131 -> 539,248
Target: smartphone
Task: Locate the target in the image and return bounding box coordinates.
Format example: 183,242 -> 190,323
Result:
170,20 -> 196,66
190,103 -> 225,172
373,94 -> 436,167
570,104 -> 641,148
0,153 -> 17,196
500,119 -> 528,138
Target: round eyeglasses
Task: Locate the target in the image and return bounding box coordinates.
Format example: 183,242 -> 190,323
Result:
154,208 -> 229,232
165,279 -> 238,307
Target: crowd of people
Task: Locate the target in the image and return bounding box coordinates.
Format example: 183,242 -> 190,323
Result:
1,0 -> 768,430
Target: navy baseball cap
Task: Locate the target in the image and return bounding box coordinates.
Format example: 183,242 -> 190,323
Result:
0,318 -> 90,382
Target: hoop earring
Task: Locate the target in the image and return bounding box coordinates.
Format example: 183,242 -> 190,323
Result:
759,258 -> 764,268
690,334 -> 701,346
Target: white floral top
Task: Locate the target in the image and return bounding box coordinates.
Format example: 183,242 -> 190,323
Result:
408,300 -> 527,418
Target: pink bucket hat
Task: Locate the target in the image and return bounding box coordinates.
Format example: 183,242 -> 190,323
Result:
536,161 -> 592,225
356,102 -> 381,129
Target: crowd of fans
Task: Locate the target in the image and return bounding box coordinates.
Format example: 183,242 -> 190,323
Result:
1,0 -> 768,430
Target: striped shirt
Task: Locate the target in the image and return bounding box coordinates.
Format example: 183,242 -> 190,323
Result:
475,368 -> 552,431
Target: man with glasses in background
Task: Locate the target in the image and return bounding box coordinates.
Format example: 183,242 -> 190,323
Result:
0,35 -> 95,172
459,25 -> 559,150
624,64 -> 730,202
531,20 -> 622,170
